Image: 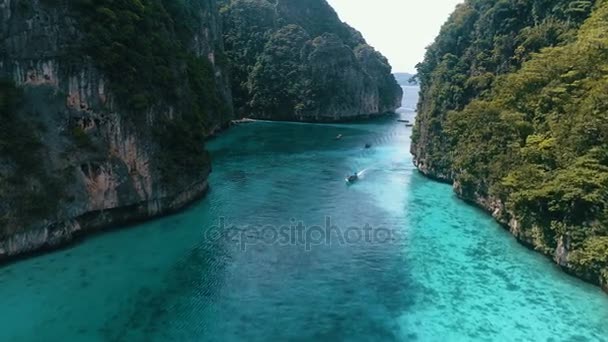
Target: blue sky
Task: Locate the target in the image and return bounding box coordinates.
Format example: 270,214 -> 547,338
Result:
326,0 -> 463,73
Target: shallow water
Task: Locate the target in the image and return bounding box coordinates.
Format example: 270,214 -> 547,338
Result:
0,86 -> 607,341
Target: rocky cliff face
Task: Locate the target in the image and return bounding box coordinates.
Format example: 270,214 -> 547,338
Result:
221,0 -> 402,122
0,0 -> 233,259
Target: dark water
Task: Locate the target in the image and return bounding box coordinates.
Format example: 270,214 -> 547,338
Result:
0,87 -> 607,341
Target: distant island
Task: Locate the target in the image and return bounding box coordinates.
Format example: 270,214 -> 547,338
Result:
393,72 -> 418,86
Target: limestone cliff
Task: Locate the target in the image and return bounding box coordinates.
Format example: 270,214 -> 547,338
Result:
221,0 -> 403,122
0,0 -> 233,259
412,0 -> 607,292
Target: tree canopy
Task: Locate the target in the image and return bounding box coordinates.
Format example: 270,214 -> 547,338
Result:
413,0 -> 607,286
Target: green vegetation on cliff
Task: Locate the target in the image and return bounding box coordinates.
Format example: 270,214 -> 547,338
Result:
220,0 -> 402,121
413,0 -> 608,287
0,80 -> 63,236
70,0 -> 227,183
1,0 -> 229,240
72,0 -> 220,112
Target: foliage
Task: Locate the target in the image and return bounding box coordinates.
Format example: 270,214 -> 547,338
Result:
571,237 -> 608,275
0,80 -> 37,169
71,0 -> 227,183
0,80 -> 63,234
413,0 -> 592,164
72,0 -> 219,112
220,0 -> 278,113
249,25 -> 312,117
220,0 -> 400,118
415,0 -> 608,282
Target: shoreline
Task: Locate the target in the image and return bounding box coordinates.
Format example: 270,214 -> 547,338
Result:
414,166 -> 608,295
0,180 -> 210,267
0,111 -> 400,266
241,111 -> 399,124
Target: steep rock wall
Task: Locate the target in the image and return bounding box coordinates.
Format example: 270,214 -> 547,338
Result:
0,0 -> 233,259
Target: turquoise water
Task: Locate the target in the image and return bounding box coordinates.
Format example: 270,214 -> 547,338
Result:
0,86 -> 607,341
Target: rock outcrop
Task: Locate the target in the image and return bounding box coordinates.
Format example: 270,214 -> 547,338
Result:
0,0 -> 233,260
412,0 -> 608,293
221,0 -> 402,122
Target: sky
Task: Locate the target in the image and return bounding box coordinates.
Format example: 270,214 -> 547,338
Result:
326,0 -> 463,73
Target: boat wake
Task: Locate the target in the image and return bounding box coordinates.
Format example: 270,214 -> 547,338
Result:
357,168 -> 370,178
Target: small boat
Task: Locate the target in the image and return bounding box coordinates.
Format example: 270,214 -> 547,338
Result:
335,134 -> 343,140
231,118 -> 257,125
345,174 -> 358,184
405,124 -> 414,127
397,119 -> 410,123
